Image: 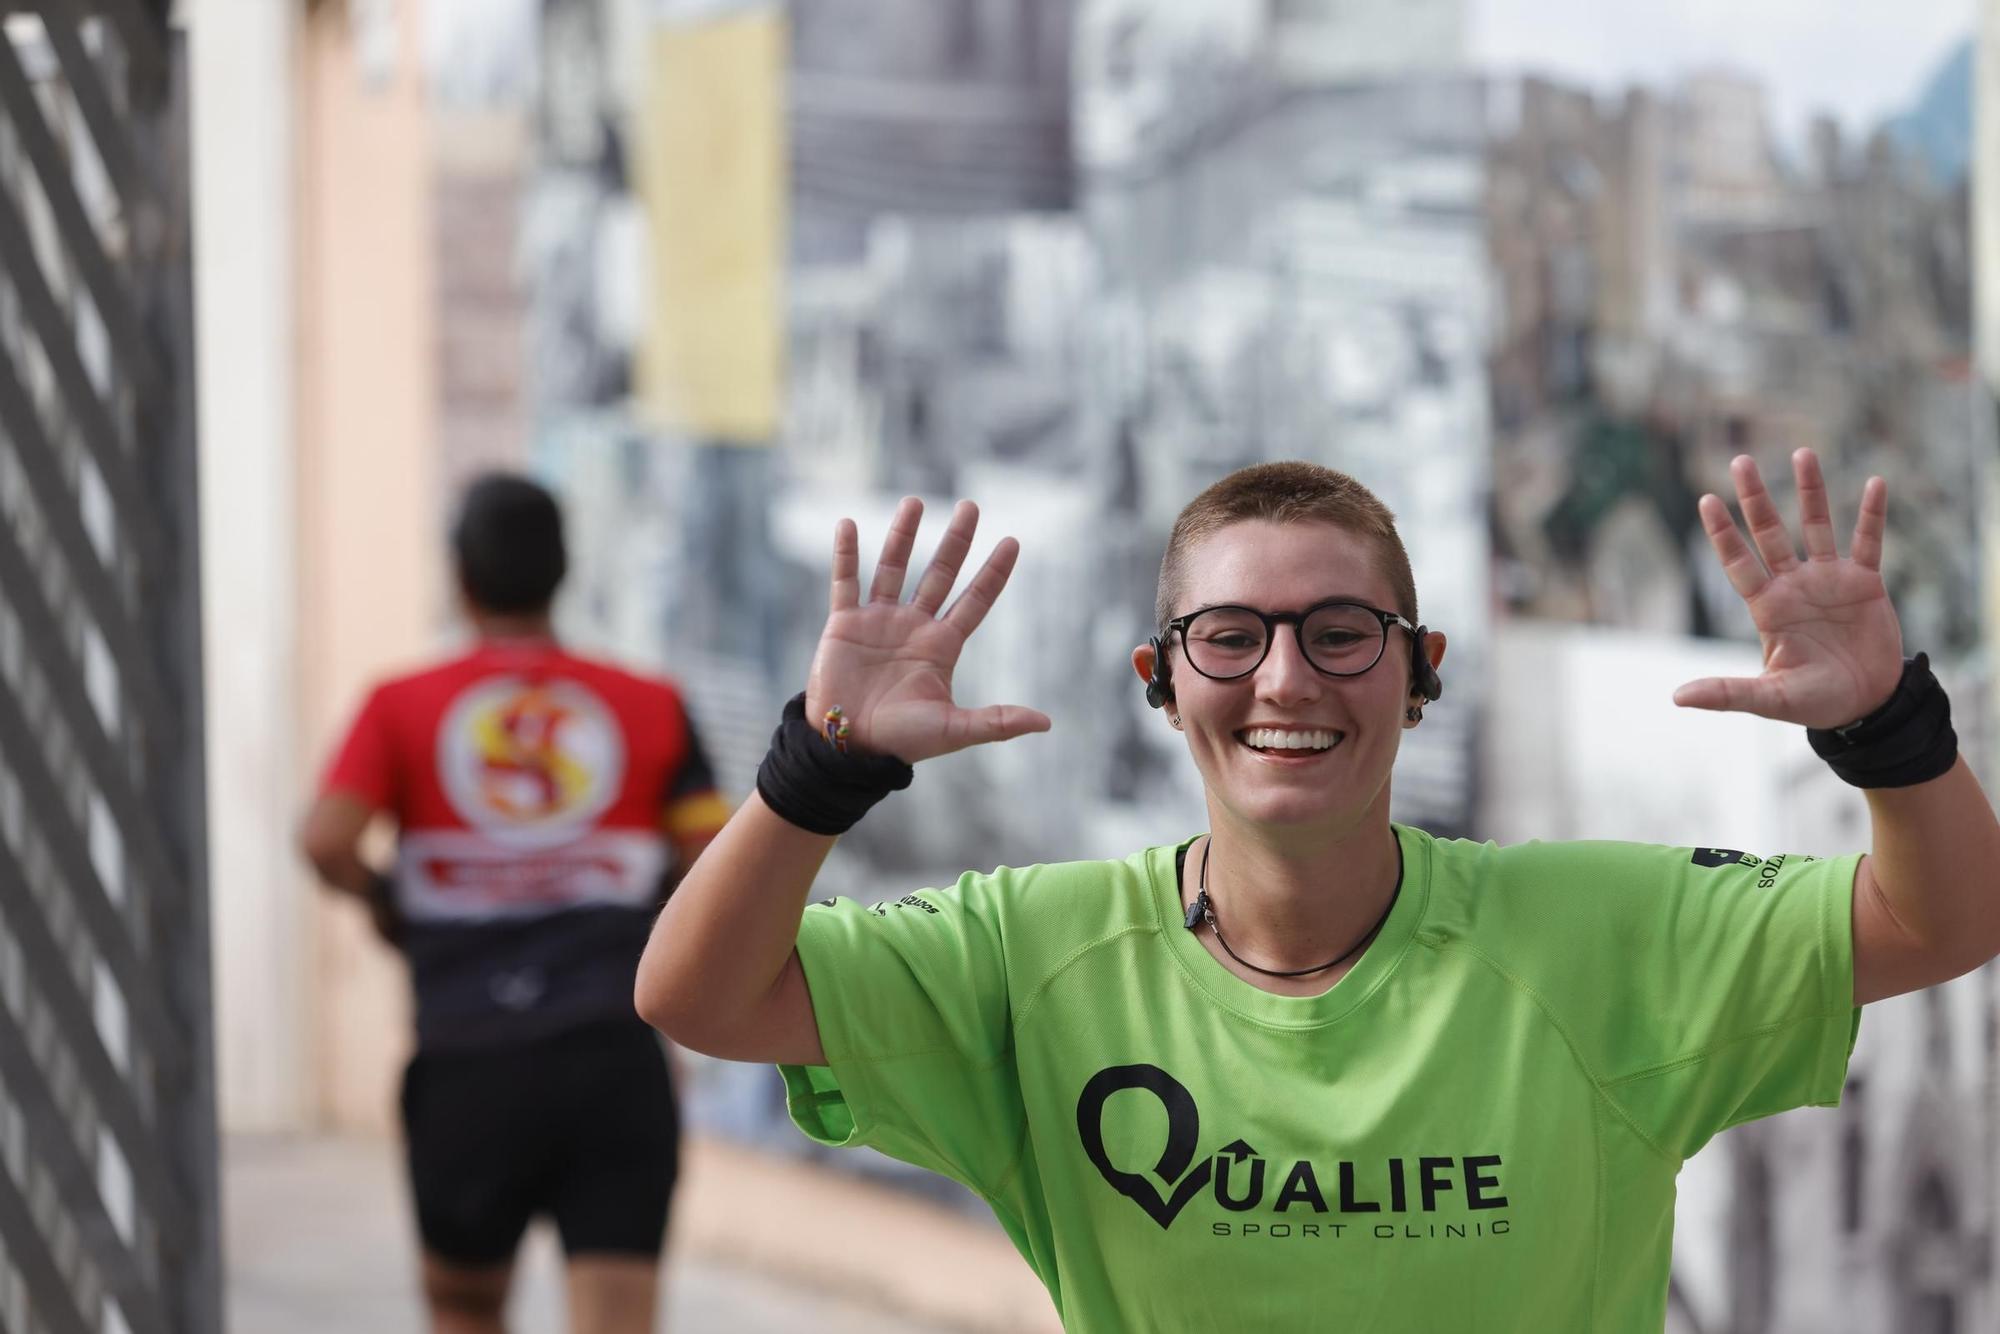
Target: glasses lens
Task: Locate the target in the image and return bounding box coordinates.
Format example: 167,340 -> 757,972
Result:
1301,604 -> 1386,675
1182,607 -> 1269,679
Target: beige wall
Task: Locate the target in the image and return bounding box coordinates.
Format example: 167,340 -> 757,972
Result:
296,0 -> 442,1132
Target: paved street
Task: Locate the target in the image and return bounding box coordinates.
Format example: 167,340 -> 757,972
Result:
224,1134 -> 1060,1333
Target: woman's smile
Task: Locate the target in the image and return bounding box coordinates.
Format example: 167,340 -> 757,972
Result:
1235,725 -> 1347,762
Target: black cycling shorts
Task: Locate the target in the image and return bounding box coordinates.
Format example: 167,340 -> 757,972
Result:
400,1018 -> 680,1265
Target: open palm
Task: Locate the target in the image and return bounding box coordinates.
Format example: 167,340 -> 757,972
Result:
1674,449 -> 1904,729
804,497 -> 1051,763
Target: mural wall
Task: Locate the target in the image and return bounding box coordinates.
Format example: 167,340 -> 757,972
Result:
407,2 -> 1997,1326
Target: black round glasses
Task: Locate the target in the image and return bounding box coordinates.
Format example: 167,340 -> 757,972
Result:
1164,599 -> 1418,682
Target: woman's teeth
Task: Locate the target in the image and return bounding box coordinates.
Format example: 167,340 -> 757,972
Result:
1240,728 -> 1340,752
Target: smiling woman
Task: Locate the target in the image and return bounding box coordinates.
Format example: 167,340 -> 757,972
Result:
634,451 -> 2000,1334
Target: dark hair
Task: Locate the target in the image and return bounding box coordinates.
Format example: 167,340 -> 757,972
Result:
1156,461 -> 1417,631
452,473 -> 567,614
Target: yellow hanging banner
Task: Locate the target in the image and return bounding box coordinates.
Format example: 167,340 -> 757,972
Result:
635,9 -> 785,443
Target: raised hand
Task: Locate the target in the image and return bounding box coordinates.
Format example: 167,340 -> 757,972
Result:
804,497 -> 1052,763
1673,449 -> 1904,729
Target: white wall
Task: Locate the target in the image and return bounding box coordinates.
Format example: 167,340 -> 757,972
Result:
190,0 -> 309,1131
1483,620 -> 1869,855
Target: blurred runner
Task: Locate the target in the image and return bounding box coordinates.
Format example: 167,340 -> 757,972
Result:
301,474 -> 728,1334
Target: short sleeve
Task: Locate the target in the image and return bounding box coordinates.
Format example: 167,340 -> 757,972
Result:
779,870 -> 1025,1198
660,697 -> 729,841
319,686 -> 396,812
1507,841 -> 1860,1161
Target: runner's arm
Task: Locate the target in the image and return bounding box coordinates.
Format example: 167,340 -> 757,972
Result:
298,792 -> 405,945
298,791 -> 380,899
635,791 -> 831,1066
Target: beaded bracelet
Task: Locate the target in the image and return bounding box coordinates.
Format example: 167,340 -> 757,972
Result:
823,704 -> 853,753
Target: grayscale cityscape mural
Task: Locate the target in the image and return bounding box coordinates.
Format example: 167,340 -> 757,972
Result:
418,1 -> 1997,1329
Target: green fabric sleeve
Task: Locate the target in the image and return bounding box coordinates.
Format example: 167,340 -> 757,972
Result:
777,871 -> 1027,1198
1495,841 -> 1860,1162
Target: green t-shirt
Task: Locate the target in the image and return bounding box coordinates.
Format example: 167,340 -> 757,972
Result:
780,826 -> 1860,1332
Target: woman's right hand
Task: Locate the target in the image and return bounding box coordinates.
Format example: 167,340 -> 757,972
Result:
804,497 -> 1051,763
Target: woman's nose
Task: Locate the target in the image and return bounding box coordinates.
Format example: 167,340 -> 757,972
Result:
1254,628 -> 1322,704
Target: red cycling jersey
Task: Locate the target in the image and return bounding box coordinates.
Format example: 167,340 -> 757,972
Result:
320,637 -> 729,1047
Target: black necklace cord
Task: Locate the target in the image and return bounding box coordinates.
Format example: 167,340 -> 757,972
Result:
1186,836 -> 1401,979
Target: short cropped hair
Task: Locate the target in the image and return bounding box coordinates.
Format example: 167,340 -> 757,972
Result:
1155,462 -> 1417,631
452,473 -> 568,614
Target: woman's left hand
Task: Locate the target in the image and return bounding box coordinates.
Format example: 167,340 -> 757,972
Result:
1674,448 -> 1905,729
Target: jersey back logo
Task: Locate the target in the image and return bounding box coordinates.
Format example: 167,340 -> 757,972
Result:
437,677 -> 625,846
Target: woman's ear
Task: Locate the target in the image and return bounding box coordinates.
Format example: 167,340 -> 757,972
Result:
1420,629 -> 1447,685
1406,629 -> 1447,726
1130,642 -> 1157,690
1131,642 -> 1178,721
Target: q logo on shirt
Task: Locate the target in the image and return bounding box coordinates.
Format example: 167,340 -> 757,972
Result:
437,677 -> 625,847
1077,1064 -> 1212,1230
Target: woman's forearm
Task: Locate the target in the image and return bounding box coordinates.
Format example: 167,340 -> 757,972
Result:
634,791 -> 835,1056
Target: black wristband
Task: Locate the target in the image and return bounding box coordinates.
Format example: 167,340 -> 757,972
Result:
755,692 -> 914,835
1806,653 -> 1958,789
